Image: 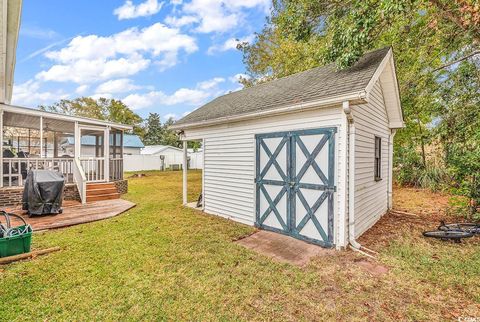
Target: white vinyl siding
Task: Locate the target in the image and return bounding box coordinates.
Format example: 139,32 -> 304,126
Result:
184,106 -> 344,244
352,81 -> 390,237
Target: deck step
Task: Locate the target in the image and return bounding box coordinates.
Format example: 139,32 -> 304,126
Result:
86,187 -> 118,196
85,182 -> 120,202
86,193 -> 120,202
86,182 -> 116,190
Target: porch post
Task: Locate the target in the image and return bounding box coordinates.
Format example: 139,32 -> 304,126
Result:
74,122 -> 80,158
39,116 -> 43,157
182,140 -> 187,205
104,126 -> 110,182
0,108 -> 3,188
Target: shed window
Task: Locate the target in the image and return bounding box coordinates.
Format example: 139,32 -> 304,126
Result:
374,136 -> 382,181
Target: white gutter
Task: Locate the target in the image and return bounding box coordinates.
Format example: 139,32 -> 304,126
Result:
0,103 -> 133,130
343,101 -> 377,259
171,91 -> 367,130
5,0 -> 22,104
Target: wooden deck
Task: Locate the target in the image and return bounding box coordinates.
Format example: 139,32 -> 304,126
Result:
7,199 -> 136,231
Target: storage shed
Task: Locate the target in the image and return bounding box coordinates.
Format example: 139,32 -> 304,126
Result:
172,47 -> 404,249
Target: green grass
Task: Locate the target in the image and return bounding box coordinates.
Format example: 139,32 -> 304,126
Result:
0,171 -> 479,320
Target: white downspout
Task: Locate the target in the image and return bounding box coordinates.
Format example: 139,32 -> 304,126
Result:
387,129 -> 397,209
343,102 -> 376,258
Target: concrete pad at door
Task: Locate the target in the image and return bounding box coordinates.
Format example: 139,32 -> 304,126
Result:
236,230 -> 333,266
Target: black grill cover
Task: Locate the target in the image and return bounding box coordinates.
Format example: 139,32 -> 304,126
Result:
22,170 -> 65,215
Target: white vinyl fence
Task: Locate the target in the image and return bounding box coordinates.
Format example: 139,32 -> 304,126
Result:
124,155 -> 165,172
124,153 -> 203,172
189,152 -> 203,169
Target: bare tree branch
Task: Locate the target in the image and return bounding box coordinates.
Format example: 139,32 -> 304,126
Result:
432,50 -> 480,72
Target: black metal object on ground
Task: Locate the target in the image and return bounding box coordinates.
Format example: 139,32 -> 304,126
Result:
423,221 -> 479,243
196,193 -> 203,208
22,170 -> 65,216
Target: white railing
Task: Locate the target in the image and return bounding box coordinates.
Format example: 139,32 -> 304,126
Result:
79,157 -> 105,182
110,158 -> 123,181
73,158 -> 87,204
2,158 -> 74,187
2,157 -> 123,189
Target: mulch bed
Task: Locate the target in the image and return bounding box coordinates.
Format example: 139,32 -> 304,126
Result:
357,186 -> 479,251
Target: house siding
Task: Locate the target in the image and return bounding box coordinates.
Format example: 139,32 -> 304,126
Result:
184,106 -> 346,245
352,81 -> 390,238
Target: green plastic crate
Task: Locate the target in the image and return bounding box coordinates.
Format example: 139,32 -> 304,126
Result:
0,225 -> 32,258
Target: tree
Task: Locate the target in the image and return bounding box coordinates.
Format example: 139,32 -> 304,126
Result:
240,0 -> 480,215
39,97 -> 144,136
435,60 -> 480,217
143,113 -> 163,145
160,118 -> 182,148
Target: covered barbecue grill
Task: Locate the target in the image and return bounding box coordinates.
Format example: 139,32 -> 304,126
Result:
22,170 -> 65,216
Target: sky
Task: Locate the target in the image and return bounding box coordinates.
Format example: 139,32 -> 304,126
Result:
12,0 -> 270,120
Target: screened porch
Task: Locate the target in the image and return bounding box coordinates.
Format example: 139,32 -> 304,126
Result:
0,104 -> 131,202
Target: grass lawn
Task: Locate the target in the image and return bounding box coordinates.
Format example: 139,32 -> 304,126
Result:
0,171 -> 479,320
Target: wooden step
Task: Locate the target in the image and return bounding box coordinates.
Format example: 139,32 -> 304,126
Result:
86,193 -> 120,202
86,182 -> 116,190
86,187 -> 119,196
85,182 -> 120,203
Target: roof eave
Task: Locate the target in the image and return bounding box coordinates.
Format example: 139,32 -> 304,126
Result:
0,103 -> 133,130
171,91 -> 368,131
364,48 -> 404,128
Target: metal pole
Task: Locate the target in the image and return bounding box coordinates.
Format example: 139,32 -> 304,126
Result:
183,140 -> 188,205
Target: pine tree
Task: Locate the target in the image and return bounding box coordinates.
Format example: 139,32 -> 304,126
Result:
143,113 -> 163,145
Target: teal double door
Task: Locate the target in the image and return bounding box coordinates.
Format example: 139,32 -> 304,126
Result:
255,128 -> 336,247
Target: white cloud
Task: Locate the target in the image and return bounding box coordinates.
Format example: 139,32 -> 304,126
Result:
95,78 -> 141,94
163,113 -> 177,120
75,84 -> 89,94
123,88 -> 210,109
170,0 -> 270,33
114,0 -> 164,20
122,76 -> 224,109
164,15 -> 198,28
37,54 -> 151,83
229,73 -> 250,83
90,93 -> 114,100
20,37 -> 74,63
12,80 -> 69,106
207,35 -> 254,54
197,77 -> 224,90
36,23 -> 197,83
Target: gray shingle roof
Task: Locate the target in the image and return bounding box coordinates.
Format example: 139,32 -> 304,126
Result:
175,47 -> 390,127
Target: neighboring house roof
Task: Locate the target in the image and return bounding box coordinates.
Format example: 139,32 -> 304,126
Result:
141,145 -> 183,155
173,47 -> 403,129
123,134 -> 145,148
64,134 -> 144,148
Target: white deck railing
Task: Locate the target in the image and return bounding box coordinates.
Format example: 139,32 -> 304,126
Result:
2,157 -> 124,188
2,158 -> 74,187
79,157 -> 105,182
110,158 -> 123,181
73,158 -> 87,204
